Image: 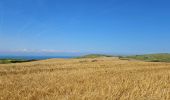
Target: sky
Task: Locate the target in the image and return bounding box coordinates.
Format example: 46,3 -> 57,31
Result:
0,0 -> 170,56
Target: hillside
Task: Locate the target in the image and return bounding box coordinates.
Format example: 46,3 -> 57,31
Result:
0,58 -> 170,99
119,53 -> 170,62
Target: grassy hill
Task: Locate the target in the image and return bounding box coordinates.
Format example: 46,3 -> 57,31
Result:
0,59 -> 36,64
76,54 -> 113,58
120,53 -> 170,62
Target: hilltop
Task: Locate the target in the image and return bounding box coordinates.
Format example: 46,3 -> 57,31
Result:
76,54 -> 113,58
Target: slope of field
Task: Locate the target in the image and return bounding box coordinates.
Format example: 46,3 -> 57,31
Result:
0,57 -> 170,100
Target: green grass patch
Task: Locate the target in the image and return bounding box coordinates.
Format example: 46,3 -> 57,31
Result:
120,53 -> 170,62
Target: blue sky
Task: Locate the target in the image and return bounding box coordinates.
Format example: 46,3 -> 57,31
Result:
0,0 -> 170,56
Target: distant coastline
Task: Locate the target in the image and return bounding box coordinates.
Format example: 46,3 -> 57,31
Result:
0,56 -> 74,60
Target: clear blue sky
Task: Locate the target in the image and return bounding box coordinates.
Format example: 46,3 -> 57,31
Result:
0,0 -> 170,56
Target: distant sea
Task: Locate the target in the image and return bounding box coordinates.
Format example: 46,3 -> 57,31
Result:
0,56 -> 74,60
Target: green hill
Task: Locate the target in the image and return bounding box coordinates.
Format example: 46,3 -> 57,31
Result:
120,53 -> 170,62
76,54 -> 113,58
0,59 -> 36,64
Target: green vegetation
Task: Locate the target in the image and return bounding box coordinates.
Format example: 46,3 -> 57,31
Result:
76,54 -> 113,58
0,59 -> 36,64
120,53 -> 170,62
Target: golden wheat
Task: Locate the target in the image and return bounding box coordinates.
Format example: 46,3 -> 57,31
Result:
0,57 -> 170,100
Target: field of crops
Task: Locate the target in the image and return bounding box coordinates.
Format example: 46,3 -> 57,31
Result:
0,57 -> 170,100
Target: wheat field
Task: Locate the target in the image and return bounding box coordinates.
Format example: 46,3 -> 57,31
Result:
0,57 -> 170,100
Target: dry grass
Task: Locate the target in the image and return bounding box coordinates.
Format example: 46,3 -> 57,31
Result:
0,57 -> 170,100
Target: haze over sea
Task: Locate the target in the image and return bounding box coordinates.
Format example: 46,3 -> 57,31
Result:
0,56 -> 74,60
